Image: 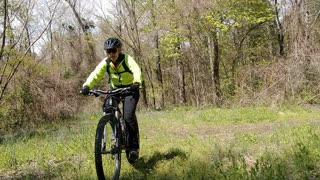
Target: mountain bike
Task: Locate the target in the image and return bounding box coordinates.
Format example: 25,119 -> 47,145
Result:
87,87 -> 134,180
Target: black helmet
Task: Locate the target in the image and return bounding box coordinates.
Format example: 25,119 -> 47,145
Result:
104,38 -> 122,50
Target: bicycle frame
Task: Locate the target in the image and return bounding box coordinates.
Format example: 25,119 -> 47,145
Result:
90,87 -> 131,180
104,93 -> 129,150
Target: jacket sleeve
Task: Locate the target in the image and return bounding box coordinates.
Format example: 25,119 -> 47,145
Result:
83,58 -> 107,88
126,55 -> 143,85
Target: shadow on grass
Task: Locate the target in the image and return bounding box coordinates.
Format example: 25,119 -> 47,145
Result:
132,148 -> 187,174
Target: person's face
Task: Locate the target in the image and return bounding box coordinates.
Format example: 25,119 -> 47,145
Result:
106,48 -> 120,62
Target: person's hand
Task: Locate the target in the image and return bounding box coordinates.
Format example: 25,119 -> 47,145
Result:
130,83 -> 140,91
80,86 -> 90,95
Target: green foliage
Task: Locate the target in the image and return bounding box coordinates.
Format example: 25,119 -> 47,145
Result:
201,13 -> 230,32
200,0 -> 275,32
226,0 -> 275,24
159,31 -> 186,59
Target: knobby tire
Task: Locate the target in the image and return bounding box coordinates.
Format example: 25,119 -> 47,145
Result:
95,114 -> 121,180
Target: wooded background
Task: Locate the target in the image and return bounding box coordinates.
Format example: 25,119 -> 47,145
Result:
0,0 -> 319,134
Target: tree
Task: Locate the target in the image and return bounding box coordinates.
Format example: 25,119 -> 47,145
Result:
151,0 -> 164,108
219,0 -> 275,97
112,0 -> 150,107
273,0 -> 285,56
283,0 -> 320,102
64,0 -> 97,64
0,0 -> 8,62
0,0 -> 60,101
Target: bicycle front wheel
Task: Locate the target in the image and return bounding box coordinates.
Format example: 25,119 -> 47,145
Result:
95,114 -> 121,180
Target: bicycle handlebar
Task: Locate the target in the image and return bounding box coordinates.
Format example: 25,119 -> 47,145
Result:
81,87 -> 131,97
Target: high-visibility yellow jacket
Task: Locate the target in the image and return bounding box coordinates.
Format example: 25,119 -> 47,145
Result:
83,53 -> 143,89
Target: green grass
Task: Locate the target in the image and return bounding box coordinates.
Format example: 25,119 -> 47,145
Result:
1,105 -> 320,179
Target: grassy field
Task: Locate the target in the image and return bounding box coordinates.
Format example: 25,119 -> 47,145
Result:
1,105 -> 320,179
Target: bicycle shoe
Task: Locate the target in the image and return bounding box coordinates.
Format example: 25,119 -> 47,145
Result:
128,149 -> 139,163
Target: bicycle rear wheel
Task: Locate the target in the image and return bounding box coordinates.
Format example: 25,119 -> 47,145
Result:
95,114 -> 121,180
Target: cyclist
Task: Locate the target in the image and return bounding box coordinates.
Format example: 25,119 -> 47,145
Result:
81,37 -> 143,163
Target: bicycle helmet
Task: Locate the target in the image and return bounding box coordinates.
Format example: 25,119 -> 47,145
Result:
104,38 -> 122,50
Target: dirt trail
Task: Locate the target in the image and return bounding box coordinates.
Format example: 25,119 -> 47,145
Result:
169,118 -> 320,140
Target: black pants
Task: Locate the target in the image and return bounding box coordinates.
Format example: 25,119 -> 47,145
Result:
123,91 -> 140,150
104,91 -> 140,150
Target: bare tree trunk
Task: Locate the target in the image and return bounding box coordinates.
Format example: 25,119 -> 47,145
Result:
0,0 -> 8,93
211,31 -> 222,106
176,57 -> 186,104
208,33 -> 222,106
191,64 -> 200,106
144,50 -> 154,108
118,0 -> 149,107
117,1 -> 122,35
155,35 -> 164,108
151,0 -> 164,108
230,27 -> 241,96
65,0 -> 96,63
273,0 -> 285,56
130,0 -> 148,107
0,0 -> 8,62
170,0 -> 186,105
25,26 -> 32,54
